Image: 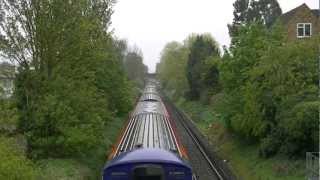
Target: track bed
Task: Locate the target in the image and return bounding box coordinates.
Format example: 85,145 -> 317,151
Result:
163,96 -> 235,180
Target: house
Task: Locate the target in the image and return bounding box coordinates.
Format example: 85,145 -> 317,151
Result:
0,62 -> 15,98
280,3 -> 319,41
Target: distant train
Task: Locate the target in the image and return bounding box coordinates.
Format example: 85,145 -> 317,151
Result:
102,79 -> 193,180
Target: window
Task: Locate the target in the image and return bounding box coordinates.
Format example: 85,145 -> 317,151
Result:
133,165 -> 164,180
297,23 -> 312,38
305,24 -> 311,36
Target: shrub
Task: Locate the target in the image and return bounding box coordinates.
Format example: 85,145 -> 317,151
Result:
259,130 -> 282,158
0,100 -> 19,134
280,101 -> 319,156
0,137 -> 37,180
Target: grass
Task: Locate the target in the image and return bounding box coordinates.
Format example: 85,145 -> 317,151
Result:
218,138 -> 305,180
37,159 -> 92,180
176,98 -> 305,180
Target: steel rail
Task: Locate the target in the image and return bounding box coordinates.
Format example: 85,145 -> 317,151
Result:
166,99 -> 224,180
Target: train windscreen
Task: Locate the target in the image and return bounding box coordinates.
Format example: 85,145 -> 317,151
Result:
133,165 -> 164,180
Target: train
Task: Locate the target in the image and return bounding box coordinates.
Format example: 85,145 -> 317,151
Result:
102,79 -> 193,180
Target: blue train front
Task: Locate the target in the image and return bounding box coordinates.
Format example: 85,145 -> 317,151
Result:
103,80 -> 193,180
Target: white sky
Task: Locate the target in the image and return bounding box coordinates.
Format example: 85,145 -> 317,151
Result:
112,0 -> 319,73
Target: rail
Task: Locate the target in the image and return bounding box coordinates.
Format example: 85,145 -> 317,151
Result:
163,95 -> 236,180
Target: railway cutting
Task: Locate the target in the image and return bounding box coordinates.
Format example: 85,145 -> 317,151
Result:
102,77 -> 233,180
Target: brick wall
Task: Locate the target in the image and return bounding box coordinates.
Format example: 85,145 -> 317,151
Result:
283,6 -> 319,41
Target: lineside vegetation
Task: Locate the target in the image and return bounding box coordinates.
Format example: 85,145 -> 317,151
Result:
0,0 -> 145,179
157,0 -> 318,178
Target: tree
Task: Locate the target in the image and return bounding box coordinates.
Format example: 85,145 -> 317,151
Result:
201,56 -> 221,95
249,0 -> 282,27
220,22 -> 319,157
228,0 -> 282,38
157,41 -> 189,98
123,48 -> 148,87
228,0 -> 250,38
186,34 -> 220,100
0,0 -> 134,158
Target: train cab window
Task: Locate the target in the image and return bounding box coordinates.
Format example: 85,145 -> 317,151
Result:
143,99 -> 158,102
132,165 -> 164,180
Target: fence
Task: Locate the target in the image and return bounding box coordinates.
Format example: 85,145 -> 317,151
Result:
306,152 -> 319,180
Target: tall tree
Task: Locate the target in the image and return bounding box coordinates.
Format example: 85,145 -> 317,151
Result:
157,41 -> 189,98
249,0 -> 282,27
228,0 -> 250,38
0,0 -> 133,158
228,0 -> 282,38
123,48 -> 148,87
186,34 -> 220,100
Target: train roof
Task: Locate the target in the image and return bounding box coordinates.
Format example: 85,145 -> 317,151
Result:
106,148 -> 191,168
115,113 -> 177,156
132,101 -> 167,116
143,86 -> 158,93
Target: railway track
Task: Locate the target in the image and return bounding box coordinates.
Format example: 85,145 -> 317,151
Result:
104,80 -> 196,179
163,95 -> 235,180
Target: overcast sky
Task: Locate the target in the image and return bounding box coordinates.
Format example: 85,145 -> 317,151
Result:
112,0 -> 319,73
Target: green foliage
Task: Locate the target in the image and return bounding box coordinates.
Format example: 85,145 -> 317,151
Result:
200,56 -> 222,102
259,131 -> 282,158
279,101 -> 319,156
249,0 -> 282,27
1,0 -> 135,160
0,100 -> 18,134
186,34 -> 220,100
220,22 -> 319,156
123,49 -> 148,88
260,99 -> 319,157
37,159 -> 92,180
157,41 -> 189,99
228,0 -> 282,38
177,99 -> 305,179
220,23 -> 275,138
0,137 -> 37,180
158,22 -> 318,159
158,34 -> 221,102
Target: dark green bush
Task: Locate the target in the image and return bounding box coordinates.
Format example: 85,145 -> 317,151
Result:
0,100 -> 18,134
280,101 -> 319,156
259,129 -> 283,158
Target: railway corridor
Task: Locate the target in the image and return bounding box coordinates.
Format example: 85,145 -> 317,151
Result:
103,78 -> 234,180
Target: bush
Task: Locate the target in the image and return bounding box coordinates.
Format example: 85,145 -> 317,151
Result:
259,131 -> 282,158
0,100 -> 18,134
0,137 -> 37,180
18,75 -> 110,158
259,101 -> 319,158
280,101 -> 319,156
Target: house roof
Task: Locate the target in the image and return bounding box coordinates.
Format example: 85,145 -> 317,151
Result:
280,3 -> 319,24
